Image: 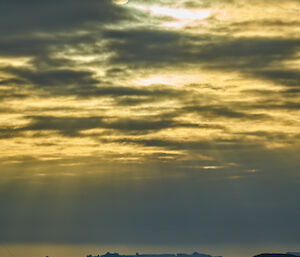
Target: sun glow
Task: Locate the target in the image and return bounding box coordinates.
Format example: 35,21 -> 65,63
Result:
149,6 -> 211,21
133,74 -> 198,87
132,4 -> 211,28
113,0 -> 128,5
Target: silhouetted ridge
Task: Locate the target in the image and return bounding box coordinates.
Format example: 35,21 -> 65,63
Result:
88,252 -> 216,257
254,254 -> 296,257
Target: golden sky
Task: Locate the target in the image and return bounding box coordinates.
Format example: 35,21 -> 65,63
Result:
0,0 -> 300,253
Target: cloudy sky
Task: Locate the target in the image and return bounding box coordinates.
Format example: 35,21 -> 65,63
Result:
0,0 -> 300,257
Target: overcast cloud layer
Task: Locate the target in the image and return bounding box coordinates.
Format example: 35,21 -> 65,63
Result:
0,0 -> 300,254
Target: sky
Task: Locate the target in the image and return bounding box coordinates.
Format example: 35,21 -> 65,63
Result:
0,0 -> 300,257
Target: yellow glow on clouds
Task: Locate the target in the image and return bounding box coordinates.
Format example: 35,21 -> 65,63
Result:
113,0 -> 128,5
0,56 -> 31,67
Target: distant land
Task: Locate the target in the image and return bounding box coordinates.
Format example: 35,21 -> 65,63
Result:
86,252 -> 300,257
87,252 -> 219,257
254,253 -> 300,257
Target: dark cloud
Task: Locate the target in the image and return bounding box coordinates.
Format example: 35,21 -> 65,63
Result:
255,69 -> 300,87
111,136 -> 263,152
0,88 -> 28,100
104,28 -> 194,67
197,38 -> 300,70
3,68 -> 99,88
229,19 -> 300,29
105,28 -> 300,86
0,0 -> 130,65
2,64 -> 190,101
3,115 -> 199,137
234,131 -> 300,143
252,101 -> 300,111
0,0 -> 128,35
22,116 -> 103,136
104,29 -> 300,67
184,105 -> 271,120
1,10 -> 299,103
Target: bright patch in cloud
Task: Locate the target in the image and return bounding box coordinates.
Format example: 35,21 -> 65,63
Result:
149,6 -> 211,20
133,74 -> 202,87
132,4 -> 211,28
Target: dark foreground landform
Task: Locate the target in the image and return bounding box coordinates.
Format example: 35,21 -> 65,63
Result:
87,252 -> 300,257
87,252 -> 220,257
253,253 -> 300,257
